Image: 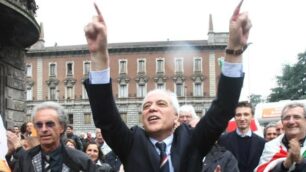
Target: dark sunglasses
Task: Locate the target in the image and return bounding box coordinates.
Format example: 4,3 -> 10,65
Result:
35,121 -> 56,129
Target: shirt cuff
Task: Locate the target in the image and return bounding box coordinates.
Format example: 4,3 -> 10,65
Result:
222,61 -> 243,77
89,68 -> 110,84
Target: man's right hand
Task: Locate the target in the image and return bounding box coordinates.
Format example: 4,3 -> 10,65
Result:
283,138 -> 303,168
6,131 -> 22,155
214,165 -> 221,172
288,139 -> 303,163
84,3 -> 109,71
225,0 -> 252,63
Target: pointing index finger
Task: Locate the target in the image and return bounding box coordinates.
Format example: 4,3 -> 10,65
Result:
93,1 -> 106,23
232,0 -> 244,21
94,2 -> 101,16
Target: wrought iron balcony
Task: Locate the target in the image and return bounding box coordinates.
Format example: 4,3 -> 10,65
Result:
0,0 -> 39,47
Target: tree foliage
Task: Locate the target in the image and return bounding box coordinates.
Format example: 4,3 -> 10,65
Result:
249,94 -> 264,108
268,50 -> 306,102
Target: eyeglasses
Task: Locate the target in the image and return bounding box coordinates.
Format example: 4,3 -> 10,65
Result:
282,115 -> 305,121
35,121 -> 56,129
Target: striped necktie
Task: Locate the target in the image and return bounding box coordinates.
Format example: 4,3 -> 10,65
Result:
44,155 -> 51,172
155,142 -> 170,172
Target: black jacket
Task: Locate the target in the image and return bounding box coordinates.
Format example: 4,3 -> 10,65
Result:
202,144 -> 239,172
14,145 -> 98,172
104,151 -> 121,172
63,133 -> 84,151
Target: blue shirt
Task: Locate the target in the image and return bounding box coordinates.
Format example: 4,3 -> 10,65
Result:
150,135 -> 174,172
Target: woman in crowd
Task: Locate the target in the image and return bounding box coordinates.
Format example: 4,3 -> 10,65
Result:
65,139 -> 76,149
84,142 -> 113,172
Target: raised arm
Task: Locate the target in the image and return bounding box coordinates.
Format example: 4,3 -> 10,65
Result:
84,2 -> 109,71
83,3 -> 132,162
225,0 -> 251,63
190,0 -> 251,164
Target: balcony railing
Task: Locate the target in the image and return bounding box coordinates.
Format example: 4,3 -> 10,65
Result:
1,0 -> 40,47
5,0 -> 38,15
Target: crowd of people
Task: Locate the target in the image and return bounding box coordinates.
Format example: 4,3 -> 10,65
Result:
1,0 -> 306,171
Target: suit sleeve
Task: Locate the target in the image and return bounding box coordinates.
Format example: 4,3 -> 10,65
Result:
74,136 -> 83,151
84,79 -> 133,163
192,74 -> 244,157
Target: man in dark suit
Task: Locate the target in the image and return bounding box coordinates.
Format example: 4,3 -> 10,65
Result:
84,1 -> 251,171
219,101 -> 266,172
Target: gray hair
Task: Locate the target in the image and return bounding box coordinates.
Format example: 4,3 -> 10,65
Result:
142,89 -> 179,114
178,104 -> 199,119
31,101 -> 67,131
263,122 -> 277,137
281,102 -> 306,119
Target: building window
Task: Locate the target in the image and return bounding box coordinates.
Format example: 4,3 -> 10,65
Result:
26,87 -> 32,100
193,57 -> 202,72
26,115 -> 31,122
176,83 -> 184,97
66,87 -> 74,99
82,85 -> 88,99
139,113 -> 143,126
156,59 -> 165,73
137,84 -> 146,98
49,87 -> 56,100
137,59 -> 146,73
66,62 -> 73,76
193,83 -> 203,96
68,114 -> 73,124
84,61 -> 91,75
119,84 -> 128,98
156,83 -> 165,90
119,60 -> 127,74
121,113 -> 127,123
49,63 -> 56,76
175,58 -> 183,73
84,113 -> 91,124
26,64 -> 32,77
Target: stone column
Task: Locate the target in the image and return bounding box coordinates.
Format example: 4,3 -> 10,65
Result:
0,0 -> 39,128
0,47 -> 27,127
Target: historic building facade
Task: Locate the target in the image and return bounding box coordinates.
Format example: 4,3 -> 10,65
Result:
25,15 -> 228,134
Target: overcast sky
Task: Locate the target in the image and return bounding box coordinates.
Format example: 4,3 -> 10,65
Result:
34,0 -> 306,100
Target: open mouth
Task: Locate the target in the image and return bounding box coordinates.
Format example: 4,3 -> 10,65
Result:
40,135 -> 51,139
148,115 -> 161,122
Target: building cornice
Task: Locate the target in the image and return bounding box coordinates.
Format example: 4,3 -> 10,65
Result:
26,40 -> 227,57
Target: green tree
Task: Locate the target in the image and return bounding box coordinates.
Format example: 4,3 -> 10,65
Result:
249,94 -> 264,108
268,50 -> 306,101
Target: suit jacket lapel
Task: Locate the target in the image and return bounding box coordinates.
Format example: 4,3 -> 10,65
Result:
32,151 -> 42,172
170,128 -> 183,172
171,143 -> 179,172
146,137 -> 160,172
